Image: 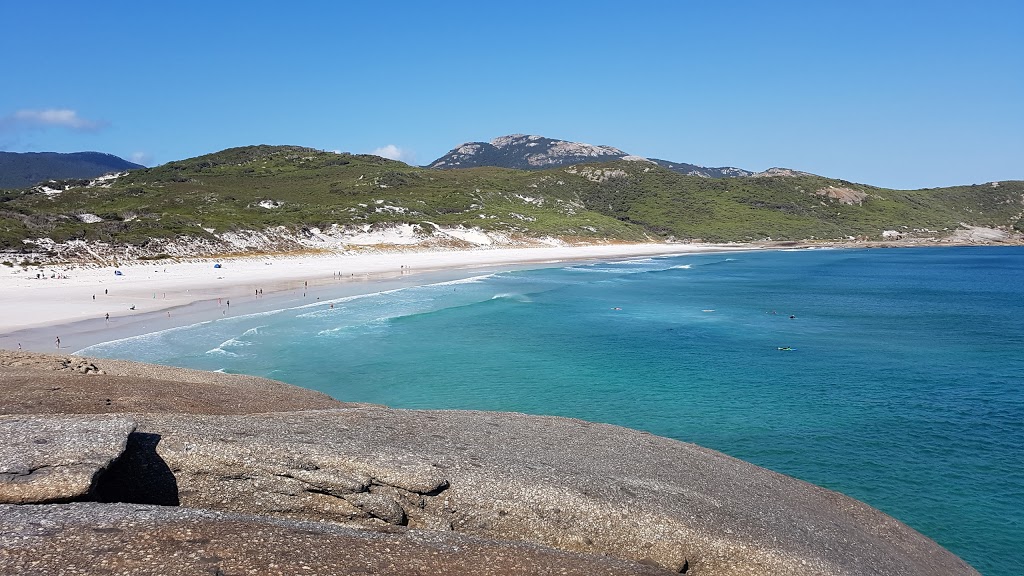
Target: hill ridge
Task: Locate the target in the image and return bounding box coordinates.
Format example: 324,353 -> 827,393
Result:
0,143 -> 1020,259
0,151 -> 144,189
429,133 -> 759,178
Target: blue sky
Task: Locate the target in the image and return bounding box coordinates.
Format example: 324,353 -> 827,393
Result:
2,0 -> 1020,189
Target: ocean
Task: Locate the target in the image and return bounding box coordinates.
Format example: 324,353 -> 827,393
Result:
81,246 -> 1024,575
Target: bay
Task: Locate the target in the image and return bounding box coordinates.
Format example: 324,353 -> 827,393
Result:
82,246 -> 1024,576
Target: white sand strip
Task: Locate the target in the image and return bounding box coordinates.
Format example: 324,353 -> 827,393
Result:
0,243 -> 753,352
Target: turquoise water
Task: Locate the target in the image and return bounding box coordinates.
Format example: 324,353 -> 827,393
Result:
82,246 -> 1024,575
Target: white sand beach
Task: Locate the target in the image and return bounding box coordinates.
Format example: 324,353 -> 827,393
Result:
0,243 -> 754,353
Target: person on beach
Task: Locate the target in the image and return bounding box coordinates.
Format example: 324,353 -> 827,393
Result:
55,336 -> 60,349
105,313 -> 109,322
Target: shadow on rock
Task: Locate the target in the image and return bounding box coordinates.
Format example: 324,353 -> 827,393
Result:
95,432 -> 179,506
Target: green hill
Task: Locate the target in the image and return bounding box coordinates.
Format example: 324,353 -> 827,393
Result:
0,145 -> 1020,254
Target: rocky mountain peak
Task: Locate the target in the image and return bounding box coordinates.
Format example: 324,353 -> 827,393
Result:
428,134 -> 753,178
753,167 -> 814,178
429,134 -> 628,170
489,134 -> 626,157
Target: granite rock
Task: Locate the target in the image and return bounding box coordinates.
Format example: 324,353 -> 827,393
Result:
0,350 -> 349,415
0,502 -> 676,575
0,352 -> 981,575
127,408 -> 978,576
0,414 -> 135,503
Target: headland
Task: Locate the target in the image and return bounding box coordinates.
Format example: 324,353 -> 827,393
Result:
0,349 -> 979,575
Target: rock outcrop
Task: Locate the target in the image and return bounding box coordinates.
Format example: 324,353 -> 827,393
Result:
0,351 -> 980,575
429,135 -> 629,170
0,350 -> 349,415
428,134 -> 753,178
0,414 -> 134,503
0,503 -> 673,576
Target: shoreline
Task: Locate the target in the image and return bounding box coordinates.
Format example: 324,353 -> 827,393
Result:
1,242 -> 1013,575
5,239 -> 1018,354
2,242 -> 758,353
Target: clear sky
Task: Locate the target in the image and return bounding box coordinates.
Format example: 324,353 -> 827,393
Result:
2,0 -> 1021,189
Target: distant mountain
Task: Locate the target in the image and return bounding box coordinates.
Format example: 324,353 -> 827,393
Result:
428,134 -> 755,178
0,151 -> 144,189
428,134 -> 635,170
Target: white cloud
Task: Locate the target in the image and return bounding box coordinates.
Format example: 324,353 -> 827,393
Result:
0,108 -> 106,132
129,151 -> 152,166
371,144 -> 416,164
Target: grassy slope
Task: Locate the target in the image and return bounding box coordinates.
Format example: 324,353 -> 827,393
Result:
567,163 -> 1024,242
0,145 -> 1020,251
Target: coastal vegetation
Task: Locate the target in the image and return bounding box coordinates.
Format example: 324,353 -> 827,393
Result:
0,145 -> 1020,253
